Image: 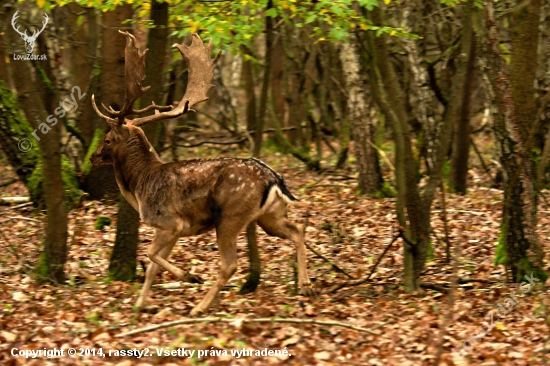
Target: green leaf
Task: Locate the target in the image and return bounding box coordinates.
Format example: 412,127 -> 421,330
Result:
265,8 -> 278,18
76,15 -> 84,26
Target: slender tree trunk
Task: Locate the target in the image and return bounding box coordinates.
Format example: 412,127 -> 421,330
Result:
242,49 -> 257,133
240,45 -> 262,294
97,4 -> 141,281
240,1 -> 276,292
9,46 -> 68,284
141,0 -> 168,151
339,39 -> 382,194
108,197 -> 141,281
450,23 -> 476,195
368,6 -> 425,292
253,0 -> 274,157
367,3 -> 458,292
77,7 -> 100,144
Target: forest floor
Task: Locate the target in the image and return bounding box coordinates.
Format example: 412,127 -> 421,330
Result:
0,134 -> 549,365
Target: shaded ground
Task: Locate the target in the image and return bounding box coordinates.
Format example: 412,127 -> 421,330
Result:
0,136 -> 549,365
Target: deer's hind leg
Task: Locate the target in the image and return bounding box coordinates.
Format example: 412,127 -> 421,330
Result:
190,223 -> 239,317
257,202 -> 315,297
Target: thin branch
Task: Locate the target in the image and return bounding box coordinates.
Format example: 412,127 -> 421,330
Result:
0,178 -> 17,188
470,137 -> 495,184
115,317 -> 381,338
2,202 -> 33,211
304,216 -> 352,278
366,139 -> 395,171
5,216 -> 41,223
305,242 -> 353,279
330,230 -> 402,293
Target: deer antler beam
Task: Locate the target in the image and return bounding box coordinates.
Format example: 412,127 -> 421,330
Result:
132,103 -> 174,115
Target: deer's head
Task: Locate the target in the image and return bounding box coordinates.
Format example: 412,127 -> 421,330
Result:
89,31 -> 220,168
11,11 -> 48,55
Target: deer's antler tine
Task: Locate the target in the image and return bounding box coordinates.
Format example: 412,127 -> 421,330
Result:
91,95 -> 118,126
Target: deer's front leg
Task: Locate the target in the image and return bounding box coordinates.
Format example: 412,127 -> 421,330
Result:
137,230 -> 202,308
135,242 -> 175,310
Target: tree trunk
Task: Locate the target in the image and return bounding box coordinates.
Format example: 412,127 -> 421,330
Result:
67,2 -> 103,145
450,24 -> 476,195
10,54 -> 68,285
97,4 -> 141,281
340,39 -> 382,194
108,197 -> 141,281
368,6 -> 426,292
240,45 -> 261,294
0,79 -> 37,183
506,0 -> 545,280
367,3 -> 458,292
141,0 -> 168,150
476,0 -> 546,282
253,0 -> 274,157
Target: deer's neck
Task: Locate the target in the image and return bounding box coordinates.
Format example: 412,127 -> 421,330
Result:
114,135 -> 163,197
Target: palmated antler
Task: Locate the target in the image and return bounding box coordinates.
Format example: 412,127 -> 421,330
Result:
128,34 -> 221,127
91,31 -> 220,127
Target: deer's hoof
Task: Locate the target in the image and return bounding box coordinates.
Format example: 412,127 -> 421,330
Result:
181,272 -> 203,284
190,307 -> 204,317
300,287 -> 317,298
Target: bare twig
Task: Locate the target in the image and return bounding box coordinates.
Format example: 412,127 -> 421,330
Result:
0,178 -> 17,188
115,316 -> 381,338
5,216 -> 41,223
304,216 -> 352,278
2,202 -> 33,211
366,139 -> 395,171
330,230 -> 402,293
470,137 -> 495,184
305,242 -> 353,279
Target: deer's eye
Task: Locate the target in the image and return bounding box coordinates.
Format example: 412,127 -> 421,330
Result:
105,139 -> 111,145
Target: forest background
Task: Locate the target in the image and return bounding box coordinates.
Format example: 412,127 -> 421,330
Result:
0,0 -> 550,364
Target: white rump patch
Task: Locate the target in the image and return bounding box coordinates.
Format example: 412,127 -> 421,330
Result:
263,185 -> 293,210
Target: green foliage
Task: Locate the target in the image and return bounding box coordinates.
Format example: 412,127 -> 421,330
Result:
0,78 -> 39,164
494,223 -> 507,266
426,239 -> 435,260
494,224 -> 548,282
517,258 -> 548,283
81,128 -> 105,175
94,215 -> 111,230
44,0 -> 418,56
34,250 -> 50,284
28,155 -> 83,211
108,259 -> 137,282
374,182 -> 397,198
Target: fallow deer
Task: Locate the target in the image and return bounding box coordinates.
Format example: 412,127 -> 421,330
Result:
90,31 -> 315,316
